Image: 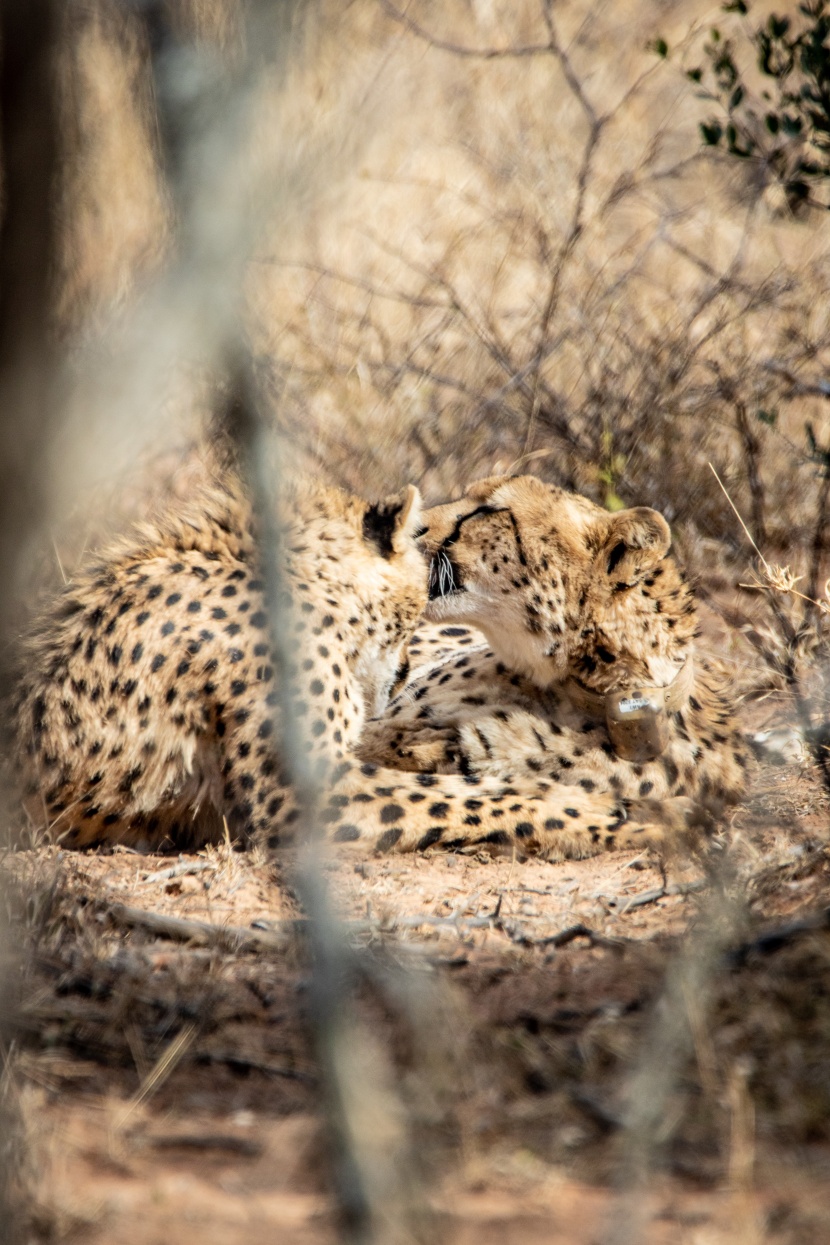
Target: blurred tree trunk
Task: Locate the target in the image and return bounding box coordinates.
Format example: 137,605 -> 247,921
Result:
0,0 -> 59,1236
0,0 -> 59,675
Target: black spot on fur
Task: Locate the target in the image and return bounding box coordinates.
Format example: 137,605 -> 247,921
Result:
376,826 -> 403,851
416,826 -> 443,850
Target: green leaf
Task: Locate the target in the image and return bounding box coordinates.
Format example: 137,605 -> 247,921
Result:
768,14 -> 791,38
807,422 -> 818,455
758,32 -> 774,74
786,178 -> 810,201
700,120 -> 724,144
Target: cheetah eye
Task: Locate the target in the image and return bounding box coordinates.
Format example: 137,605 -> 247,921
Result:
413,526 -> 428,539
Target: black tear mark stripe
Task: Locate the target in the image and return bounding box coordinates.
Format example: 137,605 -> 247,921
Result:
607,541 -> 627,574
503,509 -> 529,568
439,505 -> 505,552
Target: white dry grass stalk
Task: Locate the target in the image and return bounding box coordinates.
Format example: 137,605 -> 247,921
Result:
606,883 -> 747,1245
112,1023 -> 198,1133
726,1061 -> 763,1245
709,462 -> 830,615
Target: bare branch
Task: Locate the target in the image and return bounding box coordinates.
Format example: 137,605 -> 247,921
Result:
378,0 -> 553,59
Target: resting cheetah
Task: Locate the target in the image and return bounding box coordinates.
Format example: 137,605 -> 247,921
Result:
13,457 -> 679,859
361,474 -> 750,823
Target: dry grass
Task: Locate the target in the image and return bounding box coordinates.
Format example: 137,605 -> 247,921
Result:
3,795 -> 830,1244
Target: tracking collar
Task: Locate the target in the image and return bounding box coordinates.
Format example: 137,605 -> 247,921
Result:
564,655 -> 694,763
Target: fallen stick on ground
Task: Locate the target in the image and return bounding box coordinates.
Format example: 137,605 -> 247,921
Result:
724,905 -> 830,968
616,879 -> 707,914
103,902 -> 296,950
496,920 -> 625,951
140,860 -> 218,885
105,902 -> 497,948
142,1133 -> 264,1157
196,1050 -> 317,1083
99,883 -> 706,960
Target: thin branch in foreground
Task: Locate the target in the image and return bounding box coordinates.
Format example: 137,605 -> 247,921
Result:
103,900 -> 294,951
0,1 -> 62,1238
379,0 -> 553,60
606,879 -> 747,1245
223,357 -> 432,1245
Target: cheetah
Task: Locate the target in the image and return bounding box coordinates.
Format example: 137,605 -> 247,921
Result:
11,459 -> 703,860
360,474 -> 750,825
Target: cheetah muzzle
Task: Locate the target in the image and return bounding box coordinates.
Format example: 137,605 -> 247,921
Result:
427,549 -> 462,601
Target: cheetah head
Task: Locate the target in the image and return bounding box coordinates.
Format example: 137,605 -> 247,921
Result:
420,474 -> 693,691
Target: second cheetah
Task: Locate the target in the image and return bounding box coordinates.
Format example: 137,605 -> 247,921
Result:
361,474 -> 750,834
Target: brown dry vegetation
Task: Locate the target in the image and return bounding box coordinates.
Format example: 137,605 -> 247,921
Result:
4,1 -> 830,1242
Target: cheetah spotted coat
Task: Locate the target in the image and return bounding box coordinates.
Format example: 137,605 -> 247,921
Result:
14,464 -> 682,859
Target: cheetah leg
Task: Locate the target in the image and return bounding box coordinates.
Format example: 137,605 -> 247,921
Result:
317,763 -> 698,861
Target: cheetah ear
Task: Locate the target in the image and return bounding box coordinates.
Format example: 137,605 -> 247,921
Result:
363,485 -> 423,559
601,507 -> 671,583
464,475 -> 507,501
